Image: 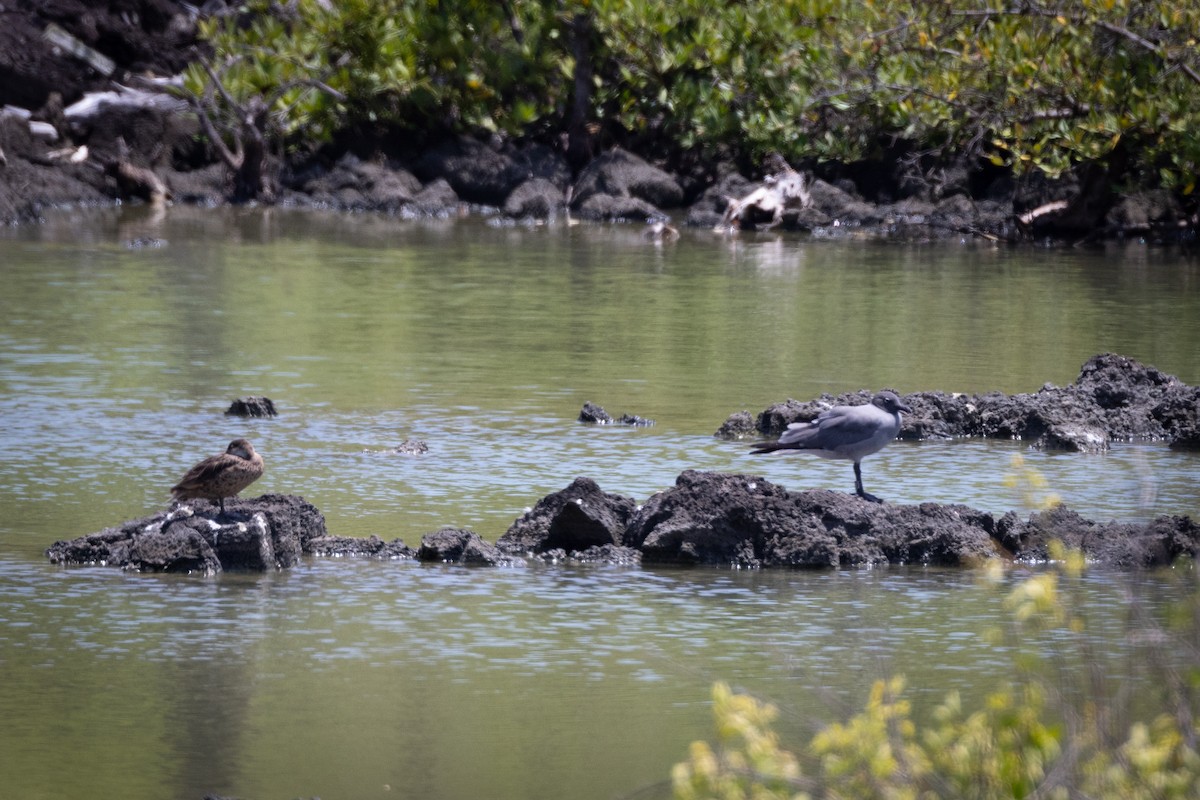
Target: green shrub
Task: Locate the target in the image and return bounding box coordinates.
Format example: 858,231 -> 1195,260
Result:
673,550 -> 1200,799
188,1 -> 1200,190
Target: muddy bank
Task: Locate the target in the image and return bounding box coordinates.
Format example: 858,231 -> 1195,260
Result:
718,354 -> 1200,453
2,2 -> 1195,242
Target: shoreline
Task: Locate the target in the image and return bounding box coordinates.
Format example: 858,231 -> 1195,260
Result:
2,5 -> 1197,244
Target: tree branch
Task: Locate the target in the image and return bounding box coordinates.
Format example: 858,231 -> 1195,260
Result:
1094,21 -> 1200,88
951,6 -> 1200,88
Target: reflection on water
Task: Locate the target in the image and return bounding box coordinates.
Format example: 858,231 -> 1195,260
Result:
1,207 -> 1199,800
2,556 -> 1193,800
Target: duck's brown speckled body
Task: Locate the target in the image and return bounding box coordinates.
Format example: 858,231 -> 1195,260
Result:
170,438 -> 264,513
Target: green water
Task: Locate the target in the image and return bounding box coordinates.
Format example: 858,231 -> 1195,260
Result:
1,206 -> 1199,799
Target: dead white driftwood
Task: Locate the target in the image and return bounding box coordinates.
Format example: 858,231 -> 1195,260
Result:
718,164 -> 813,231
64,81 -> 187,124
43,23 -> 116,77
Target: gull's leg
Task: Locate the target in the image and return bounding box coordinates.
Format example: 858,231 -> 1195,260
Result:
854,462 -> 883,503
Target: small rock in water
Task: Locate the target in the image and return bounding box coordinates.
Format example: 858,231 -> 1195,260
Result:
363,440 -> 430,455
578,402 -> 654,426
225,396 -> 278,418
579,401 -> 613,424
125,237 -> 167,249
417,527 -> 517,566
714,410 -> 756,439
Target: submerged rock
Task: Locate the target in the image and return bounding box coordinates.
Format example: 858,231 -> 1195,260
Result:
46,494 -> 327,574
308,534 -> 417,560
418,527 -> 516,566
578,401 -> 655,426
362,440 -> 430,456
533,544 -> 643,566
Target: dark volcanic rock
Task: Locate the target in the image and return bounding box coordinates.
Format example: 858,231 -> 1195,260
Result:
0,0 -> 197,112
290,154 -> 424,212
624,470 -> 998,568
363,440 -> 430,456
574,193 -> 663,222
498,477 -> 638,555
413,137 -> 569,209
409,177 -> 462,216
808,178 -> 879,226
996,505 -> 1200,568
685,169 -> 757,228
733,355 -> 1199,452
579,401 -> 613,424
578,402 -> 654,426
1032,423 -> 1109,453
504,177 -> 565,220
418,527 -> 512,566
225,396 -> 278,418
571,147 -> 683,220
0,113 -> 110,223
1105,189 -> 1184,234
1169,420 -> 1200,450
977,354 -> 1196,446
308,534 -> 417,560
715,410 -> 756,440
896,392 -> 976,440
46,494 -> 327,574
533,544 -> 643,566
615,470 -> 1197,568
413,136 -> 525,206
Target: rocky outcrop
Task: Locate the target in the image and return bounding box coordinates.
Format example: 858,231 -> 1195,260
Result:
624,471 -> 1001,568
570,147 -> 684,221
45,473 -> 1199,573
503,177 -> 565,220
288,154 -> 428,213
413,137 -> 570,208
993,504 -> 1200,568
723,354 -> 1200,452
497,477 -> 639,559
46,494 -> 327,574
494,471 -> 1197,569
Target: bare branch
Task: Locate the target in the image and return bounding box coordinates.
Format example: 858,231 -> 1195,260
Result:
1094,21 -> 1200,88
200,56 -> 249,117
951,6 -> 1200,88
190,95 -> 244,171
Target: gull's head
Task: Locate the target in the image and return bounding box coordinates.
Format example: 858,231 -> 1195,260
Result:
872,391 -> 912,415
